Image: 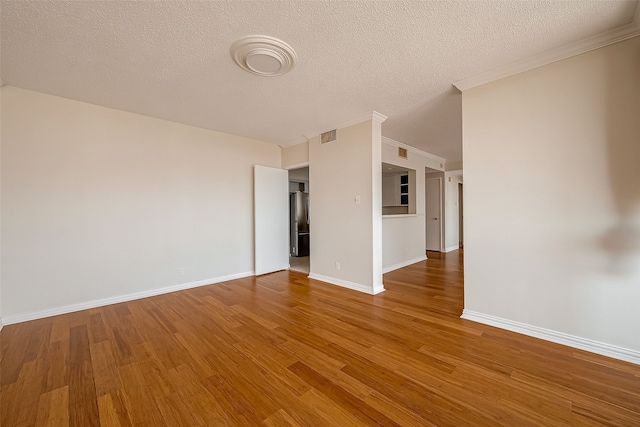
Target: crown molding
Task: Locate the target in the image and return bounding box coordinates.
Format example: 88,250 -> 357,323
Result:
454,6 -> 640,91
381,136 -> 446,164
370,111 -> 389,124
279,137 -> 309,148
302,110 -> 388,140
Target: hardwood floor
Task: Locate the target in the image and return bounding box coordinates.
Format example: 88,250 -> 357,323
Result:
2,250 -> 639,426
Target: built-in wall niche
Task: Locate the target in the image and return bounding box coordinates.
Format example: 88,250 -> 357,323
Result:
382,162 -> 416,215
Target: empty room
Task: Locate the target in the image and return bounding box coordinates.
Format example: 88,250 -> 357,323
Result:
1,1 -> 639,426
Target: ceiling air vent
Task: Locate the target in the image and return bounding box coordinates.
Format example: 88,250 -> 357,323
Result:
321,129 -> 337,144
398,147 -> 408,159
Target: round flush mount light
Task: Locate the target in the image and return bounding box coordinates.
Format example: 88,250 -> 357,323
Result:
230,35 -> 297,77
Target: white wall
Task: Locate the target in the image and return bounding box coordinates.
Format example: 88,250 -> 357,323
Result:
1,87 -> 281,322
381,141 -> 444,272
462,37 -> 640,359
382,215 -> 426,273
309,118 -> 384,294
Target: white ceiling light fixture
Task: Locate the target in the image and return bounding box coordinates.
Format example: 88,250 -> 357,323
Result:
230,35 -> 297,77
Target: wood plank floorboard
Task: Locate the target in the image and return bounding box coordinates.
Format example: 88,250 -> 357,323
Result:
2,250 -> 640,426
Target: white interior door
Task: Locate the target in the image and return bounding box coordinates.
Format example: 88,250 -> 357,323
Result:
254,165 -> 289,275
426,178 -> 441,251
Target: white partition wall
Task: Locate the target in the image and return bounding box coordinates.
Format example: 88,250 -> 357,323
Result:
308,114 -> 386,294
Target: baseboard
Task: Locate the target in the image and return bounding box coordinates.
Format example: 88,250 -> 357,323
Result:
0,316 -> 3,331
308,273 -> 385,295
444,245 -> 460,253
461,310 -> 640,365
2,271 -> 255,326
382,255 -> 427,274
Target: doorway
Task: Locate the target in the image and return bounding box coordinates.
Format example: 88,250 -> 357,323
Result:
458,183 -> 464,248
288,166 -> 310,274
425,177 -> 442,251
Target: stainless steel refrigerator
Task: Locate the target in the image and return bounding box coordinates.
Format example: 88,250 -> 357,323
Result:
290,191 -> 310,257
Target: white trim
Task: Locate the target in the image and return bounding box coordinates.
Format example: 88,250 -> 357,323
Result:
461,310 -> 640,366
382,214 -> 419,219
308,273 -> 385,295
2,271 -> 254,326
370,111 -> 388,124
0,317 -> 3,331
303,110 -> 388,140
454,13 -> 640,91
382,136 -> 446,165
444,245 -> 460,253
382,255 -> 427,274
283,161 -> 309,170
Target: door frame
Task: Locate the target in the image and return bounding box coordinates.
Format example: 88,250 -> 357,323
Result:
284,162 -> 311,272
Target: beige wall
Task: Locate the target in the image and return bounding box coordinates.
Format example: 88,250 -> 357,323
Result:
1,87 -> 281,321
308,119 -> 383,294
445,161 -> 463,171
281,142 -> 309,169
462,36 -> 640,356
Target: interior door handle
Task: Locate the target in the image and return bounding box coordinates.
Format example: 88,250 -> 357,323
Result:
432,217 -> 439,220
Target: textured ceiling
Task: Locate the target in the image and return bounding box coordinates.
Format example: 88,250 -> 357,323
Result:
2,1 -> 638,162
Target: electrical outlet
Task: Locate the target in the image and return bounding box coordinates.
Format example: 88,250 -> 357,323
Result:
335,262 -> 341,271
178,267 -> 185,276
